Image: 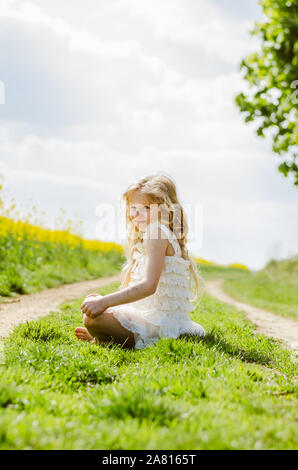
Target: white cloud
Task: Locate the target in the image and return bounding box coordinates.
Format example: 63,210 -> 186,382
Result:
0,1 -> 140,58
115,0 -> 259,65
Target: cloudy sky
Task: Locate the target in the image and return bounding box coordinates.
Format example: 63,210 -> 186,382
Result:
0,0 -> 297,270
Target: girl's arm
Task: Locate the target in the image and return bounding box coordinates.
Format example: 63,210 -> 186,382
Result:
81,228 -> 168,316
103,232 -> 168,308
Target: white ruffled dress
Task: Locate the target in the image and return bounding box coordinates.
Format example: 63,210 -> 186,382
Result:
111,221 -> 206,350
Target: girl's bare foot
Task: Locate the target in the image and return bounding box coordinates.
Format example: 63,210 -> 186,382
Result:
75,327 -> 94,342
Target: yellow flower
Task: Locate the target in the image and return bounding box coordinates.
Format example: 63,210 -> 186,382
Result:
0,216 -> 124,254
229,263 -> 249,271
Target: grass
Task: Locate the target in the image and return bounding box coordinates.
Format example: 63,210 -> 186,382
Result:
198,255 -> 298,320
0,281 -> 297,450
0,233 -> 125,299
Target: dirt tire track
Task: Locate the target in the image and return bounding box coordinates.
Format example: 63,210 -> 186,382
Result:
0,273 -> 121,339
1,274 -> 297,352
204,278 -> 298,352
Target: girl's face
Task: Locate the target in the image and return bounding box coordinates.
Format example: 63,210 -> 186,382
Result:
128,192 -> 158,232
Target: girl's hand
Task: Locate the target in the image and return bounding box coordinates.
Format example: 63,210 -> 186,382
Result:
80,296 -> 107,319
84,293 -> 99,300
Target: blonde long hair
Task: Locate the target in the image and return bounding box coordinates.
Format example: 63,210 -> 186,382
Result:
119,173 -> 206,308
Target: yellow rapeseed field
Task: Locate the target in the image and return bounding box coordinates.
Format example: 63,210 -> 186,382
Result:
0,215 -> 123,253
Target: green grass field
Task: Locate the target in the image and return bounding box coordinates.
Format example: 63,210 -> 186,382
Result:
0,280 -> 297,450
199,256 -> 298,320
0,233 -> 125,299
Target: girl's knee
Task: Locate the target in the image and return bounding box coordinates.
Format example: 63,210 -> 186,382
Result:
83,314 -> 100,329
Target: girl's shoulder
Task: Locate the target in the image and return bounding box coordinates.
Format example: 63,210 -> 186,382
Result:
144,221 -> 183,259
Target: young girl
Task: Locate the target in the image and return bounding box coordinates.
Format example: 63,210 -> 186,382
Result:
75,174 -> 206,350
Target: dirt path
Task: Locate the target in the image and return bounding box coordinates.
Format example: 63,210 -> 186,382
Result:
0,273 -> 121,339
204,278 -> 298,352
1,274 -> 297,352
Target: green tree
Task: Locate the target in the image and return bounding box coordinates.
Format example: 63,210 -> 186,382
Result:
235,0 -> 298,185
